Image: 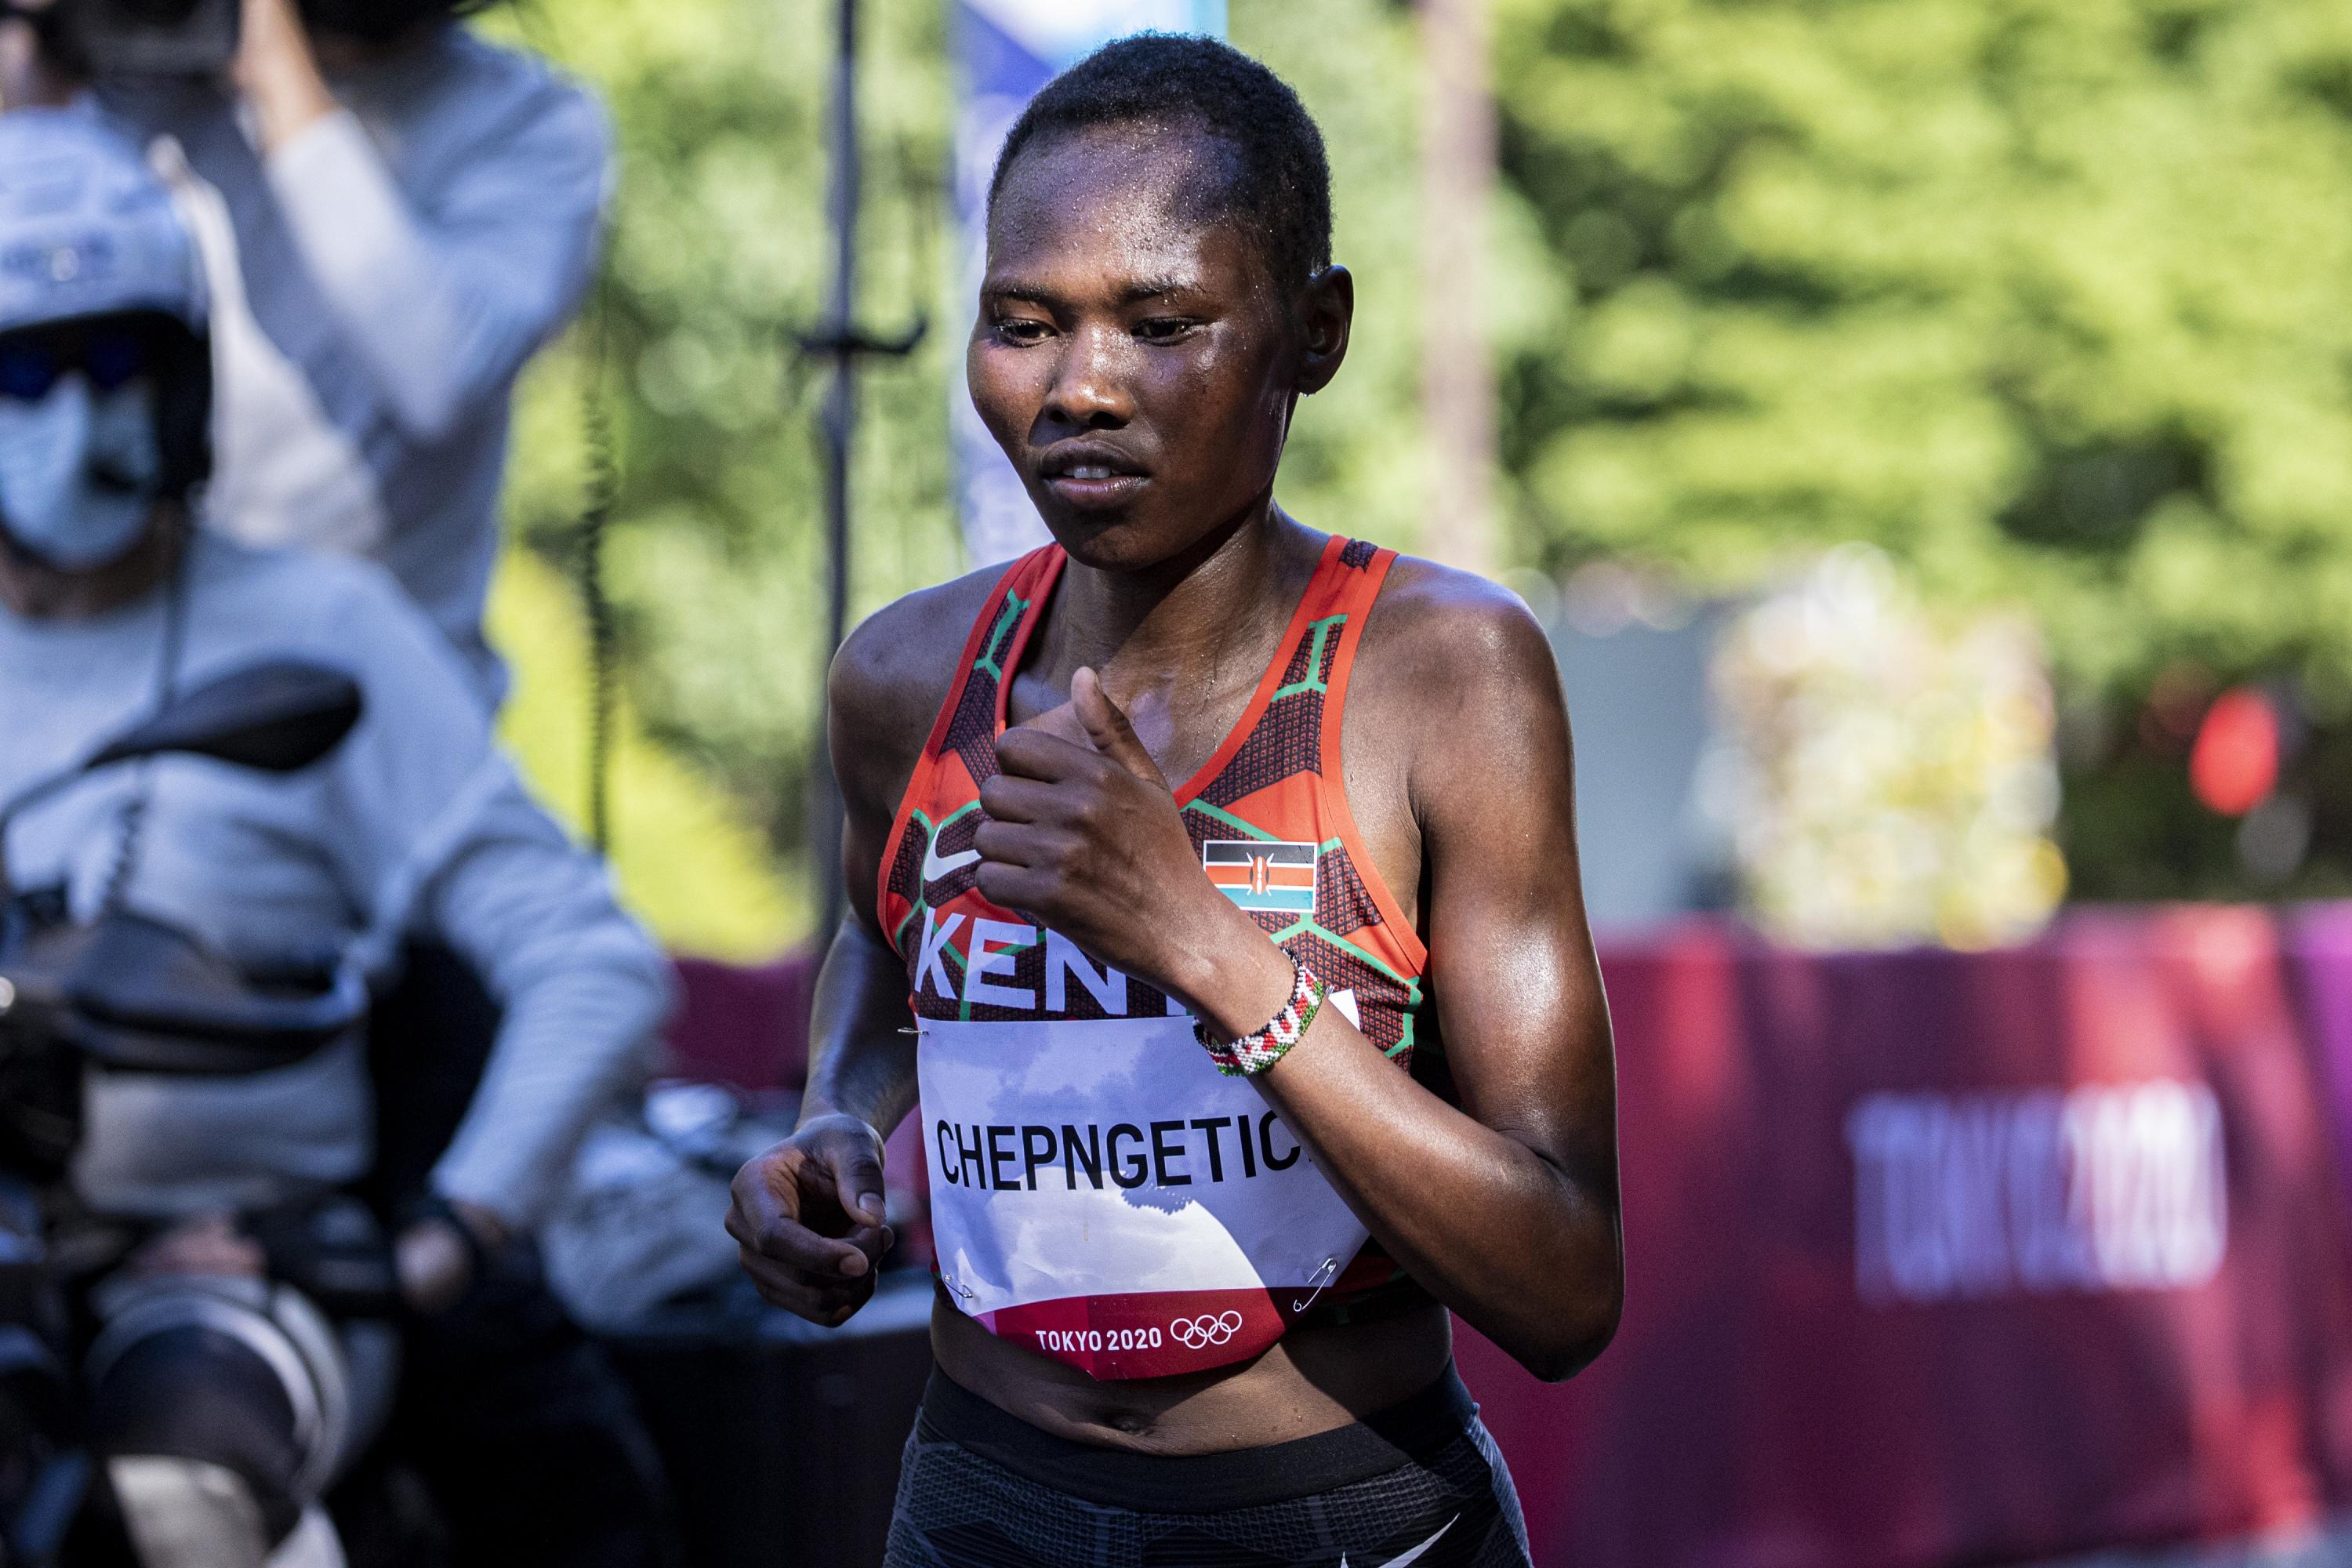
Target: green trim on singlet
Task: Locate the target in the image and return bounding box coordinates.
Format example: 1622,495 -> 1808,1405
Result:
972,593 -> 1029,681
1271,615 -> 1346,702
892,808 -> 936,952
895,800 -> 991,952
1301,837 -> 1425,1055
957,931 -> 1038,1022
1272,920 -> 1408,987
1258,909 -> 1428,1056
910,927 -> 964,1001
1388,975 -> 1425,1059
901,913 -> 970,1007
933,798 -> 983,835
1184,800 -> 1276,841
911,546 -> 1431,1061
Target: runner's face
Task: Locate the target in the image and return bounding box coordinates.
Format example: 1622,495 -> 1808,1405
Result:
971,127 -> 1308,570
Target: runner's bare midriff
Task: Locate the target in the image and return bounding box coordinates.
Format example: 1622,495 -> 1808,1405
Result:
931,1292 -> 1453,1453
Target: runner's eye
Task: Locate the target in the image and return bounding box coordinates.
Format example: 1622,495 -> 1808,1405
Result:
1133,317 -> 1198,343
993,316 -> 1053,345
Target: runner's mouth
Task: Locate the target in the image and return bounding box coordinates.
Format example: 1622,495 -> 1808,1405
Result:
1038,445 -> 1150,508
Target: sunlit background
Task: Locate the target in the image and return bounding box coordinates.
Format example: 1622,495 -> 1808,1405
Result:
478,0 -> 2352,959
373,6 -> 2352,1561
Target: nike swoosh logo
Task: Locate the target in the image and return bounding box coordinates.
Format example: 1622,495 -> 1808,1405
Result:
922,837 -> 981,884
1338,1517 -> 1456,1568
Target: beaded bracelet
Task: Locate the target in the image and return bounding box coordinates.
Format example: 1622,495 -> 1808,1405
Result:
1196,951 -> 1326,1077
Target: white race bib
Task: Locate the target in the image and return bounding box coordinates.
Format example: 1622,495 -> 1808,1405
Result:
920,1014 -> 1369,1379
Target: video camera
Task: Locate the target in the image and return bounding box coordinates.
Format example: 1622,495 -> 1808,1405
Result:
0,662 -> 368,1175
0,662 -> 367,1563
19,0 -> 481,78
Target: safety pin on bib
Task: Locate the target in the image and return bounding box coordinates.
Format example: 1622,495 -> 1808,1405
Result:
1289,1256 -> 1340,1315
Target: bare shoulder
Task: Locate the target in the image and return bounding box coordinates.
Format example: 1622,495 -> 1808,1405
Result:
1323,551 -> 1573,919
829,563 -> 1011,815
1355,554 -> 1563,706
1351,554 -> 1573,821
830,564 -> 1006,724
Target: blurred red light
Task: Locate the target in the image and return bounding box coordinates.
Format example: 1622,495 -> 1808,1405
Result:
2188,687 -> 2279,818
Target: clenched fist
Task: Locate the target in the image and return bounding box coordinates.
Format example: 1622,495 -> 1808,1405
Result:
727,1113 -> 895,1327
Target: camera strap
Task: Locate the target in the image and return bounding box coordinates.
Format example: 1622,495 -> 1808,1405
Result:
99,524 -> 190,913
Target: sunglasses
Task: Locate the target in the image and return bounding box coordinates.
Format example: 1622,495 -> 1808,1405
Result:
0,319 -> 163,402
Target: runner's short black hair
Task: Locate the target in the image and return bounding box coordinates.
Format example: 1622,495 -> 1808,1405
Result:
989,34 -> 1333,289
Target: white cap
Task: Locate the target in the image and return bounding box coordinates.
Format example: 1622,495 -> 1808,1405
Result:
0,109 -> 203,336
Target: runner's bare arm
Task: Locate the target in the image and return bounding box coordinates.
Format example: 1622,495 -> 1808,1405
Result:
793,604 -> 939,1142
1258,571 -> 1620,1378
977,568 -> 1621,1380
728,572 -> 998,1324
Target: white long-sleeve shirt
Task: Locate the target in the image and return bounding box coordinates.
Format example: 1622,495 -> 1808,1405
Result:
0,534 -> 670,1228
97,28 -> 611,706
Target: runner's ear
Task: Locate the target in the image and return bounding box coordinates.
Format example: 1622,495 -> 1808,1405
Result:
1073,668 -> 1169,791
1295,264 -> 1353,397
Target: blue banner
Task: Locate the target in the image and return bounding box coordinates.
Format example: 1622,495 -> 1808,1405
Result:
950,0 -> 1227,565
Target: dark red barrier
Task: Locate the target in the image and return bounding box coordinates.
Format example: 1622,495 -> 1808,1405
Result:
2287,906 -> 2352,1242
1460,909 -> 2352,1567
668,909 -> 2352,1566
666,953 -> 817,1091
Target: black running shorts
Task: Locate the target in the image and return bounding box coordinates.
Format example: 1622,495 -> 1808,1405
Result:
883,1364 -> 1532,1567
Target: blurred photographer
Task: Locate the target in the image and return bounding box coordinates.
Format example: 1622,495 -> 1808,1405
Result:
0,112 -> 666,1567
2,0 -> 609,708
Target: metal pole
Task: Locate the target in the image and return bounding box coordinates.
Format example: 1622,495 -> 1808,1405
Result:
798,0 -> 921,946
811,0 -> 860,943
1419,0 -> 1497,575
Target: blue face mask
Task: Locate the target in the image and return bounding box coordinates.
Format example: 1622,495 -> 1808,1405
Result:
0,373 -> 162,571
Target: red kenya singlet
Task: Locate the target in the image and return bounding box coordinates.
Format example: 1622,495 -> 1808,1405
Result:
880,535 -> 1443,1381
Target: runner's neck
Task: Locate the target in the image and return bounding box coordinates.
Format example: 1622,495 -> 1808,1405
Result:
1025,503 -> 1320,713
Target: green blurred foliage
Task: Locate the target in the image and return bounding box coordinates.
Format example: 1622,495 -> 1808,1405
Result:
477,0 -> 2352,933
1490,0 -> 2352,898
489,549 -> 801,960
1230,2 -> 1432,552
488,0 -> 965,937
481,0 -> 1432,943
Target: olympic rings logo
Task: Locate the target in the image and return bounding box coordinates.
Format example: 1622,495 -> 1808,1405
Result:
1171,1311 -> 1245,1348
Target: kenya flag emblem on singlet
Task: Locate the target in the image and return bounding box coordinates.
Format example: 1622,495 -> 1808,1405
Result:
1203,840 -> 1318,913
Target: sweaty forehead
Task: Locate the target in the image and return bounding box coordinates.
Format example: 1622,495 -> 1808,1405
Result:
985,125 -> 1269,301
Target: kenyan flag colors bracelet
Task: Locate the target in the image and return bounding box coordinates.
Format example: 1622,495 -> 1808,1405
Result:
1197,951 -> 1327,1077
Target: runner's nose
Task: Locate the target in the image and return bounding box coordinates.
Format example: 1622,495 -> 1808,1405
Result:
1040,322 -> 1133,432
